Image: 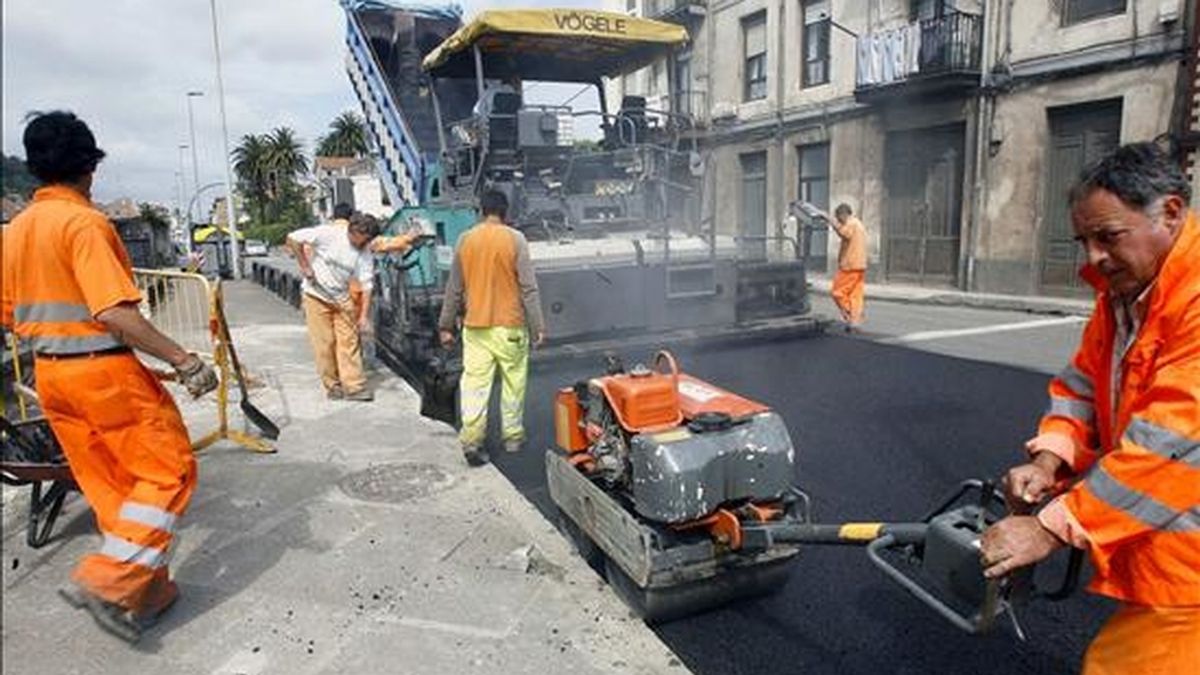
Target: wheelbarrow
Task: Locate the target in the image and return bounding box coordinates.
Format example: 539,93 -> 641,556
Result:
1,415 -> 78,548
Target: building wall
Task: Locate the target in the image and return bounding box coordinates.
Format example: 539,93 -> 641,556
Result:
1005,0 -> 1182,66
351,173 -> 391,219
826,114 -> 885,270
614,0 -> 1190,294
973,61 -> 1180,294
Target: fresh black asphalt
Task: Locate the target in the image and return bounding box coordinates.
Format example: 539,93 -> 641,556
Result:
482,333 -> 1112,675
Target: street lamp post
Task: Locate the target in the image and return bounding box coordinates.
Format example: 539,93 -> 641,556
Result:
208,0 -> 241,279
186,91 -> 204,227
177,144 -> 191,253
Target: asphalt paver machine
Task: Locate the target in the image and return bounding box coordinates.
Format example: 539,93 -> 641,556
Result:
547,350 -> 1082,631
339,4 -> 814,422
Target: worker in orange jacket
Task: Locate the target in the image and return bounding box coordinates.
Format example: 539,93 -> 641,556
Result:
0,112 -> 218,643
981,143 -> 1200,673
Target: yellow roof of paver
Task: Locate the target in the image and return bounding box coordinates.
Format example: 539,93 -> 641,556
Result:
422,8 -> 688,82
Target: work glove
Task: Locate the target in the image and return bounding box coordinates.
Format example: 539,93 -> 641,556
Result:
175,354 -> 219,398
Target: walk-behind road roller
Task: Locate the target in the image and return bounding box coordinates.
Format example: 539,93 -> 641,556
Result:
546,351 -> 1080,632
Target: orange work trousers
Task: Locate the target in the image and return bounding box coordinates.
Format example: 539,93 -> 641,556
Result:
34,351 -> 196,616
1082,603 -> 1200,674
831,269 -> 866,326
302,293 -> 365,394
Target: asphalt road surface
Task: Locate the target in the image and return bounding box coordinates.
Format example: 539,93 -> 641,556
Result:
485,332 -> 1112,675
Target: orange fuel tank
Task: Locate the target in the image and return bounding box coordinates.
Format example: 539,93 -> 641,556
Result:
555,387 -> 589,452
596,352 -> 683,432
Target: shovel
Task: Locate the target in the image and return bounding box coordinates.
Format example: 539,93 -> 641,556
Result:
215,295 -> 280,440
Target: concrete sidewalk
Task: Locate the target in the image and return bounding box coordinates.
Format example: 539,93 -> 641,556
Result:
1,281 -> 685,675
809,276 -> 1093,316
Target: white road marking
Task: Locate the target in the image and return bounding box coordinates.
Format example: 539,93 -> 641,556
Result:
881,316 -> 1086,344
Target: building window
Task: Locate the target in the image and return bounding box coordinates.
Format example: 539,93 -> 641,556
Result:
743,12 -> 768,102
626,0 -> 637,14
673,51 -> 693,116
797,143 -> 830,266
650,60 -> 663,96
802,0 -> 831,88
1063,0 -> 1125,25
740,151 -> 769,260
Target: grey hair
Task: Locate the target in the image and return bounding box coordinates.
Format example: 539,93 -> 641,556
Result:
1069,142 -> 1191,211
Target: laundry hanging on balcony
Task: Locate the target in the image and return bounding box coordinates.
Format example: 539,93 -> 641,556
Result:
856,21 -> 922,87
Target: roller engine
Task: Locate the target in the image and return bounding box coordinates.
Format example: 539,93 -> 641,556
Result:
557,351 -> 795,535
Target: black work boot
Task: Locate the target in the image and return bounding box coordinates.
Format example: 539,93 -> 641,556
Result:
462,444 -> 488,467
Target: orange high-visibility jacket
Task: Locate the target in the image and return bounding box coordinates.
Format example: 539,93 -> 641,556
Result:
1035,211 -> 1200,607
1,186 -> 142,349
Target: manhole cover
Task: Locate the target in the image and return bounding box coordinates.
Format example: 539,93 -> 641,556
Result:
339,463 -> 454,504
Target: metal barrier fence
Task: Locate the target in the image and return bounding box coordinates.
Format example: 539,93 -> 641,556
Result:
133,268 -> 217,359
132,268 -> 274,454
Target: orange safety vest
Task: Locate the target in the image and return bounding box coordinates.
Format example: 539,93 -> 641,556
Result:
1,186 -> 142,352
457,221 -> 524,329
1039,211 -> 1200,607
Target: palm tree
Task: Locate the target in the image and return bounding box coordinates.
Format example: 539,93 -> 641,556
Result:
264,127 -> 308,198
232,133 -> 270,223
230,127 -> 310,226
315,111 -> 369,159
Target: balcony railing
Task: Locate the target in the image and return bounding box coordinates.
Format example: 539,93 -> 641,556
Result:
644,0 -> 706,22
855,11 -> 981,91
668,88 -> 708,125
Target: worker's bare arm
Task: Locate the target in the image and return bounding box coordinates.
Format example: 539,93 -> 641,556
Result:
96,302 -> 191,367
285,237 -> 315,278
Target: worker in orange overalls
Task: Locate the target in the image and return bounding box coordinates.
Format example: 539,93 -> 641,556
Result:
981,143 -> 1200,674
0,112 -> 218,643
826,203 -> 868,332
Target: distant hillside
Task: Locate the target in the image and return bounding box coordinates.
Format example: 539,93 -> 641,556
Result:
2,155 -> 38,198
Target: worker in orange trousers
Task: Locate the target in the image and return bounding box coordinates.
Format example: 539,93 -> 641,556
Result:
826,203 -> 868,331
1,112 -> 218,643
982,143 -> 1200,674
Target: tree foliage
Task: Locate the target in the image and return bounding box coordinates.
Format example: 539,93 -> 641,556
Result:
2,154 -> 38,198
315,111 -> 369,159
231,127 -> 310,226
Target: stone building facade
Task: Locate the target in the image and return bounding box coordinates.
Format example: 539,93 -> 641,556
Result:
608,0 -> 1198,296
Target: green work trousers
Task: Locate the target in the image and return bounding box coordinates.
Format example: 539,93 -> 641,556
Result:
459,326 -> 529,448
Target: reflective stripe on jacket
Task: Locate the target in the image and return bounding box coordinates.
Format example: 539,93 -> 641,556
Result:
1037,212 -> 1200,607
1,186 -> 142,353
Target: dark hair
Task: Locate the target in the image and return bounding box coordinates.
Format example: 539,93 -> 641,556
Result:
347,212 -> 381,239
1069,142 -> 1191,210
332,202 -> 353,220
480,190 -> 508,219
834,203 -> 853,218
23,111 -> 106,184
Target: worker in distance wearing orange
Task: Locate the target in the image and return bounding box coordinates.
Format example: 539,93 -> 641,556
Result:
981,143 -> 1199,674
1,111 -> 219,642
823,203 -> 868,332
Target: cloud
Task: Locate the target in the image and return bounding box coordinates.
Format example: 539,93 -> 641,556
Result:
1,0 -> 610,207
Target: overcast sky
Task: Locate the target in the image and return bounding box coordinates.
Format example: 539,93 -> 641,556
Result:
2,0 -> 599,207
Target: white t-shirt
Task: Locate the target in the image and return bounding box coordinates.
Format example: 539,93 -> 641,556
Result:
289,224 -> 374,304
